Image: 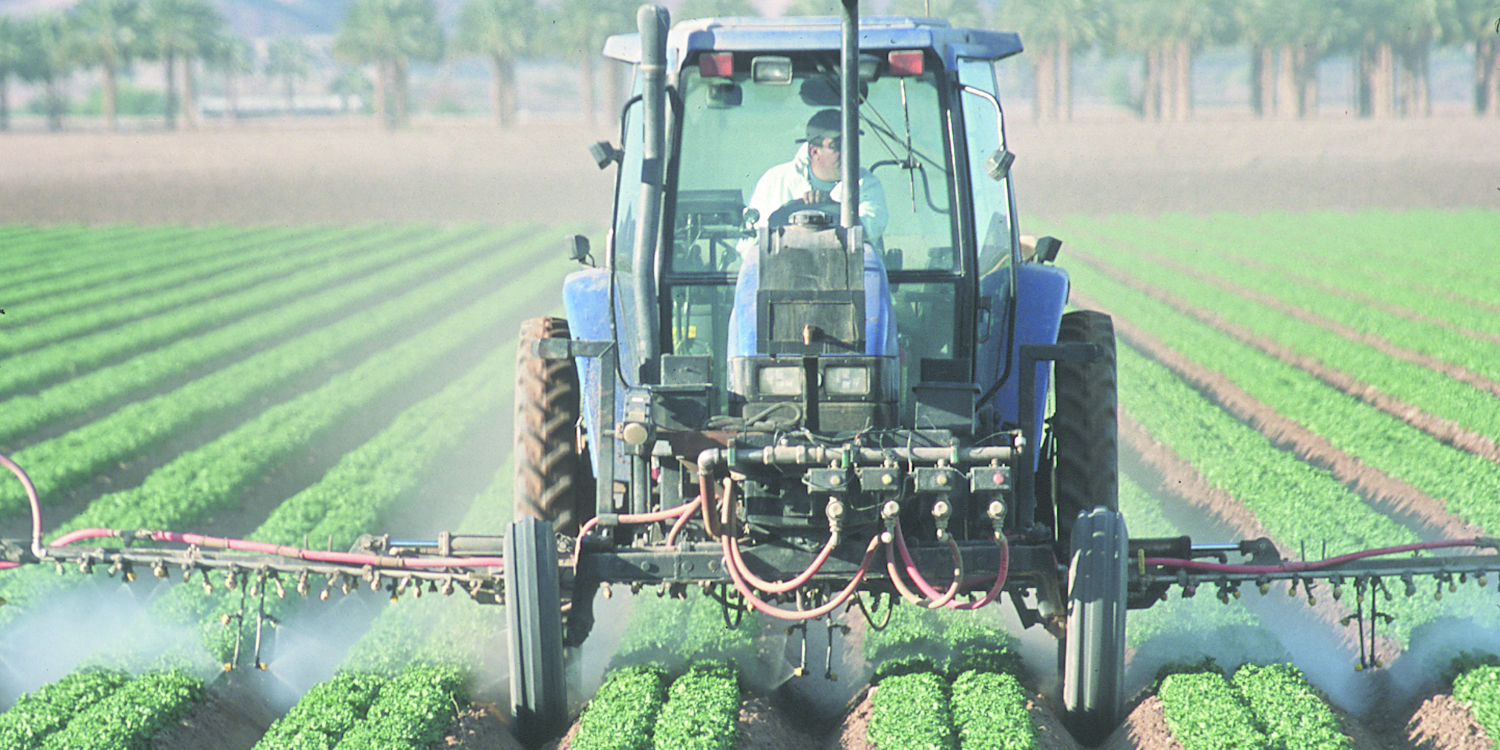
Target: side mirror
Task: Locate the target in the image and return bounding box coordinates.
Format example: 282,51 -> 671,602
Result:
565,235 -> 593,265
1035,236 -> 1062,263
589,141 -> 622,170
984,148 -> 1014,181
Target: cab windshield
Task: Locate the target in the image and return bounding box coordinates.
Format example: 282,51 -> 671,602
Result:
664,54 -> 959,410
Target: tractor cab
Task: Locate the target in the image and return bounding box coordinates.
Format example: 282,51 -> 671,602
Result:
573,16 -> 1043,440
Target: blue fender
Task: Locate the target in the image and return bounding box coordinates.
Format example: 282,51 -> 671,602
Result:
978,262 -> 1069,467
562,268 -> 622,477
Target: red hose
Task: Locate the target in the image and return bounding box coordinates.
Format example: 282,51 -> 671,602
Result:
1,452 -> 44,566
890,523 -> 963,608
721,533 -> 881,621
726,531 -> 839,594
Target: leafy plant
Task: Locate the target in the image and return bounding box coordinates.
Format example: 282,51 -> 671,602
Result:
332,665 -> 466,750
1453,664 -> 1500,742
253,672 -> 385,750
1156,669 -> 1270,750
950,669 -> 1036,750
572,665 -> 669,750
652,661 -> 740,750
38,670 -> 202,750
1232,663 -> 1350,750
0,668 -> 131,750
867,670 -> 955,750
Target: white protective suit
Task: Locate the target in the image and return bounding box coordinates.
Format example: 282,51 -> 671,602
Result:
745,143 -> 888,241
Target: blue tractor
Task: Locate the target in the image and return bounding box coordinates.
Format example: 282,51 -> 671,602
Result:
508,2 -> 1126,745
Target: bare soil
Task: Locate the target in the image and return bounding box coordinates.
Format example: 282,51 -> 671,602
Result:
11,112 -> 1495,749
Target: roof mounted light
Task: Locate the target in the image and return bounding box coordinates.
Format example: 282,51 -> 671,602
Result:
699,52 -> 733,78
888,50 -> 924,77
751,55 -> 793,85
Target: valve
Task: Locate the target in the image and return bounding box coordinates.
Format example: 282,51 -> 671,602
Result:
880,500 -> 901,543
931,500 -> 952,542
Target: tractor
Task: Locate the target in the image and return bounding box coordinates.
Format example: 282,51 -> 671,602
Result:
9,4 -> 1499,750
509,2 -> 1127,745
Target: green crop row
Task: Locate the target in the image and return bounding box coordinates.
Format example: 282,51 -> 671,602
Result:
0,225 -> 334,358
0,668 -> 131,750
950,670 -> 1035,750
332,665 -> 465,750
1062,220 -> 1500,454
572,665 -> 670,750
1454,664 -> 1500,741
870,670 -> 955,750
1231,664 -> 1349,750
0,226 -> 538,518
1081,244 -> 1500,541
1157,663 -> 1350,750
3,225 -> 220,301
36,669 -> 202,750
0,222 -> 494,402
253,672 -> 385,750
0,225 -> 513,454
652,661 -> 742,750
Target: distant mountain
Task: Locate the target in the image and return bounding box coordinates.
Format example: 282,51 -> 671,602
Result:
0,0 -> 351,37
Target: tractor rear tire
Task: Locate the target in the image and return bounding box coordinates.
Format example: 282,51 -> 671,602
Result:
1051,310 -> 1118,551
505,517 -> 569,747
514,316 -> 592,535
1061,506 -> 1128,747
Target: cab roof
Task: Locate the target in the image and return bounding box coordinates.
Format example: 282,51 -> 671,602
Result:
604,15 -> 1023,72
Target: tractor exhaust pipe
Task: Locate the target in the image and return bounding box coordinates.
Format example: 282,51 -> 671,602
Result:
632,4 -> 669,384
840,0 -> 859,233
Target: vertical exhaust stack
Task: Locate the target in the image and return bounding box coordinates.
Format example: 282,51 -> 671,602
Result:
631,4 -> 670,384
839,0 -> 859,237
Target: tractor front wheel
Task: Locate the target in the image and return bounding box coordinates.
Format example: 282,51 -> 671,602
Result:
1060,506 -> 1128,747
505,517 -> 568,747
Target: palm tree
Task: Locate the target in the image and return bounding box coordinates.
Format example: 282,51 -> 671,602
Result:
265,36 -> 312,114
329,66 -> 372,114
550,0 -> 634,127
202,30 -> 254,121
141,0 -> 223,130
1453,0 -> 1500,116
998,0 -> 1105,122
455,0 -> 536,128
1234,0 -> 1346,119
17,13 -> 80,132
334,0 -> 445,130
71,0 -> 142,132
0,17 -> 22,131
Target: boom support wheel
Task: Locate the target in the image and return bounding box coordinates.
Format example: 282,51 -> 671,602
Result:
1061,506 -> 1127,747
1051,310 -> 1118,552
505,517 -> 568,747
515,316 -> 592,536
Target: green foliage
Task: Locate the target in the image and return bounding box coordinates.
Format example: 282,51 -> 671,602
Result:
1231,664 -> 1350,750
253,672 -> 386,750
572,665 -> 669,750
950,670 -> 1036,750
1156,670 -> 1270,750
78,84 -> 167,116
652,661 -> 741,750
0,668 -> 131,750
332,665 -> 466,750
1444,650 -> 1500,685
867,670 -> 955,750
613,587 -> 762,674
38,670 -> 202,750
1453,665 -> 1500,743
864,603 -> 1018,682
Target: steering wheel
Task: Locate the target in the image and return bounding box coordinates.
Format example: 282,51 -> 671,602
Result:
765,198 -> 840,230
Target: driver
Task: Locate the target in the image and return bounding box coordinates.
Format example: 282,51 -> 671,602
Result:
745,108 -> 887,241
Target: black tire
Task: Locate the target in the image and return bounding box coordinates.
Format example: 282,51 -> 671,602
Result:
505,517 -> 569,747
1051,310 -> 1118,550
1061,506 -> 1128,747
514,317 -> 592,536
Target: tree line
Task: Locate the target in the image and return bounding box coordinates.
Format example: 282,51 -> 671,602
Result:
0,0 -> 1495,133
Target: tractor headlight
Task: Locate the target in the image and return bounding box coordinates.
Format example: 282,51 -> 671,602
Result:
823,366 -> 871,397
757,365 -> 804,397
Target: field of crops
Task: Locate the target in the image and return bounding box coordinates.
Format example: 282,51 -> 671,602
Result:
1,211 -> 1499,749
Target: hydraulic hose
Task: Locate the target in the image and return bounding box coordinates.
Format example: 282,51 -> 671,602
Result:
888,522 -> 963,608
721,533 -> 881,621
0,452 -> 44,564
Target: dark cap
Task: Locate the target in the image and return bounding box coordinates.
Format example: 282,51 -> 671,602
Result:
798,108 -> 859,143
